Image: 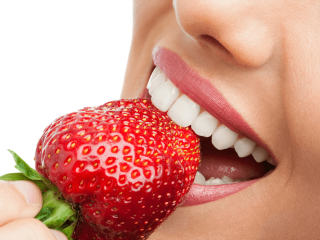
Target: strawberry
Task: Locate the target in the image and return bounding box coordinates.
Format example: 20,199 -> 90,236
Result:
2,99 -> 200,240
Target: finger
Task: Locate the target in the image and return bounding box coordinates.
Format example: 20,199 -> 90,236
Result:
0,218 -> 67,240
0,180 -> 42,227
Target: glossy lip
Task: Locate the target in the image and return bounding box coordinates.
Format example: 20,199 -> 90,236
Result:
148,46 -> 275,207
182,180 -> 257,207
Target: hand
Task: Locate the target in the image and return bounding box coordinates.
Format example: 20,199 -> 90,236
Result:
0,180 -> 67,240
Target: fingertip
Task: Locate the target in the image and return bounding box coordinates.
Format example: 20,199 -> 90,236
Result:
0,181 -> 42,226
11,180 -> 42,208
50,229 -> 68,240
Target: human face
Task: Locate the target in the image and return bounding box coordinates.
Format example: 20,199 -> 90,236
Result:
121,0 -> 320,239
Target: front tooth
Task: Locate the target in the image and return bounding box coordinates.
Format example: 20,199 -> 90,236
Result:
266,156 -> 276,166
167,95 -> 200,127
205,177 -> 224,186
234,137 -> 256,158
149,72 -> 167,96
221,176 -> 234,183
252,146 -> 268,163
211,125 -> 238,150
191,111 -> 218,137
147,67 -> 162,90
151,80 -> 180,112
193,172 -> 206,185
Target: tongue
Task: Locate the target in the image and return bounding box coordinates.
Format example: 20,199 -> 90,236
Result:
198,137 -> 272,181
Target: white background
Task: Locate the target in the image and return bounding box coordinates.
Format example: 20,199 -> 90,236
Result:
0,1 -> 133,176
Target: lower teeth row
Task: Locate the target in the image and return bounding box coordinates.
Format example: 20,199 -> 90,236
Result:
194,172 -> 244,186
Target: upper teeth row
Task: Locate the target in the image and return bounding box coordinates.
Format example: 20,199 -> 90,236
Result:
147,67 -> 276,166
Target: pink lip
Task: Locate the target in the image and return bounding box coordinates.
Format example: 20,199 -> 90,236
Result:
182,180 -> 257,206
152,46 -> 274,207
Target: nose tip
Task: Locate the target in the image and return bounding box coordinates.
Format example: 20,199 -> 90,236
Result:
173,0 -> 276,67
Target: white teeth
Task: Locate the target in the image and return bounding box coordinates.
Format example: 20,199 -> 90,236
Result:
234,137 -> 256,158
266,156 -> 276,166
191,111 -> 218,137
221,176 -> 234,183
147,67 -> 162,90
211,125 -> 239,150
193,172 -> 206,185
205,177 -> 224,186
149,72 -> 167,96
151,80 -> 180,112
167,95 -> 200,127
148,69 -> 274,166
252,146 -> 269,163
194,175 -> 244,186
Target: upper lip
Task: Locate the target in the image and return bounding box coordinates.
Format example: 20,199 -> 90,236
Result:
151,46 -> 275,163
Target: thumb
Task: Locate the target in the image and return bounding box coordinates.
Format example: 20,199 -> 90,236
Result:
0,180 -> 42,227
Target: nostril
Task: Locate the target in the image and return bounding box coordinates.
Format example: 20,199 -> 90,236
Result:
200,34 -> 231,55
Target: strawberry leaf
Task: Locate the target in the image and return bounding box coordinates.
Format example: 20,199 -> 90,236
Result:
7,149 -> 53,188
35,206 -> 54,221
60,219 -> 78,240
0,173 -> 48,193
8,149 -> 43,180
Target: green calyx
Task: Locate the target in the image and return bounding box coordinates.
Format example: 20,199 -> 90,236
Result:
0,150 -> 79,240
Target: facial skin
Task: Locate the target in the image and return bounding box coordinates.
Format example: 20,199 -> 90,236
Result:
121,0 -> 320,239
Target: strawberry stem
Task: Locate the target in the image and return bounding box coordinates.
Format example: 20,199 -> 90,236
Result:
0,150 -> 79,240
35,189 -> 78,238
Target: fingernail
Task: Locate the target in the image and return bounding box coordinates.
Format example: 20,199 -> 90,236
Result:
50,229 -> 67,240
11,180 -> 42,207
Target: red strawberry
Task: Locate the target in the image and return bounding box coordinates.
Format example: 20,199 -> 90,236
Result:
34,98 -> 200,240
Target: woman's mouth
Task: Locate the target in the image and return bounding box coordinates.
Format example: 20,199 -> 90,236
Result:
140,47 -> 276,207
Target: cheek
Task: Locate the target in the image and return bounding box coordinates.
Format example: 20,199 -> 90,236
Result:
122,1 -> 174,99
280,2 -> 320,157
282,51 -> 320,189
283,69 -> 320,154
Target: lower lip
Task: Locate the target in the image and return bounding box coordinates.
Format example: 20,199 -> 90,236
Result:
181,180 -> 258,207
